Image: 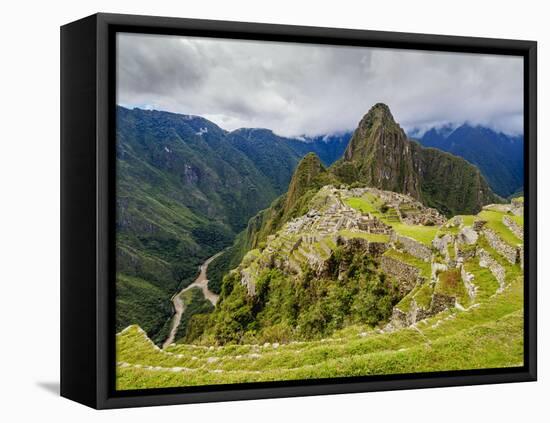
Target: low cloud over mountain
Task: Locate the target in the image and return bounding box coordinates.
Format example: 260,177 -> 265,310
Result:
117,33 -> 523,138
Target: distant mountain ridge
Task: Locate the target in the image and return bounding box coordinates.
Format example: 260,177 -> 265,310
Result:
230,127 -> 351,168
411,124 -> 523,198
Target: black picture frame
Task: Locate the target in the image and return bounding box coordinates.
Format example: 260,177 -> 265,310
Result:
61,12 -> 537,409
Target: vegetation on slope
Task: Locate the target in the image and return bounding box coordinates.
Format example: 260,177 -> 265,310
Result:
115,103 -> 523,389
116,274 -> 172,343
188,248 -> 400,345
173,288 -> 214,343
116,269 -> 523,389
116,107 -> 349,341
414,124 -> 524,198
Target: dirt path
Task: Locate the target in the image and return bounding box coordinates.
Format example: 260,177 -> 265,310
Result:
162,251 -> 224,349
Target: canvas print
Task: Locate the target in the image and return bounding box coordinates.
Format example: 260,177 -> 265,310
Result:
115,33 -> 525,390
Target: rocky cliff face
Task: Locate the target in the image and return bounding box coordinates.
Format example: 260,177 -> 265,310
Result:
341,103 -> 421,198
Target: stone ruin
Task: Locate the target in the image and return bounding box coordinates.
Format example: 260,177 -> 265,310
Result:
503,215 -> 523,241
391,233 -> 432,261
380,255 -> 424,295
345,186 -> 446,226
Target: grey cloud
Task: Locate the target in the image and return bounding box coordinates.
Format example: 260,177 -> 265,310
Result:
117,33 -> 523,137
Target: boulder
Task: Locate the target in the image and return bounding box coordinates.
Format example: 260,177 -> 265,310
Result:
458,226 -> 478,245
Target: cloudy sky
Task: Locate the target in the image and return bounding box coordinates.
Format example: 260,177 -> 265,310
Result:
117,33 -> 523,138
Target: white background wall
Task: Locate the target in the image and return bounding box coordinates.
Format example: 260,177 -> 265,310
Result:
0,0 -> 546,420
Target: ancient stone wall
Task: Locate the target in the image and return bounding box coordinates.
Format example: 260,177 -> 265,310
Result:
393,234 -> 432,261
401,207 -> 446,226
432,234 -> 453,255
356,216 -> 393,234
473,220 -> 487,232
477,248 -> 506,291
367,241 -> 389,256
389,308 -> 408,328
431,293 -> 456,314
337,237 -> 388,257
456,243 -> 476,261
380,255 -> 422,295
390,299 -> 432,327
460,264 -> 476,299
483,228 -> 518,264
502,215 -> 524,241
458,226 -> 478,245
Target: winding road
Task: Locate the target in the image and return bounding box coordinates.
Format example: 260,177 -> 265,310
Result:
162,251 -> 224,349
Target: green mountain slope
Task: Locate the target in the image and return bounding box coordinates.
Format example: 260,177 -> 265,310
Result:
116,189 -> 524,389
116,102 -> 516,386
116,107 -> 278,341
414,124 -> 524,198
231,104 -> 500,268
116,106 -> 351,342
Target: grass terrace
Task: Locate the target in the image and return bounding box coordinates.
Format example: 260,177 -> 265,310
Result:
478,210 -> 522,246
434,269 -> 471,307
460,215 -> 476,226
383,249 -> 431,279
345,195 -> 440,246
390,222 -> 439,246
509,215 -> 524,226
344,196 -> 380,215
338,229 -> 390,243
116,268 -> 523,389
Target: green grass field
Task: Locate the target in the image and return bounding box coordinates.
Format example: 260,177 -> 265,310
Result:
390,223 -> 439,245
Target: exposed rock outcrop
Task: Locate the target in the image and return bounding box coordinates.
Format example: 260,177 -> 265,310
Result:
458,226 -> 478,245
460,264 -> 476,299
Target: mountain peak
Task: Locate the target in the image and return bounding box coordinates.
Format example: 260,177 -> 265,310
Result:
359,103 -> 397,128
333,103 -> 498,214
284,153 -> 329,216
343,103 -> 404,161
342,103 -> 407,166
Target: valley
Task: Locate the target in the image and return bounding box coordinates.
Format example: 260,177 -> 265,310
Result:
115,103 -> 524,390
